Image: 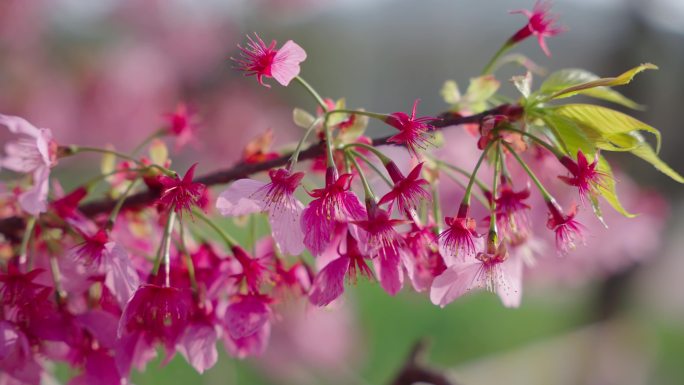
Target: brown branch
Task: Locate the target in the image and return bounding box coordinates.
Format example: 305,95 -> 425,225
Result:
0,105 -> 514,239
390,339 -> 458,385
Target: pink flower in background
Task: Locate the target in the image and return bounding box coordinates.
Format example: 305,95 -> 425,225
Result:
217,168 -> 306,255
0,321 -> 42,385
385,100 -> 435,157
379,161 -> 430,215
309,231 -> 373,306
546,200 -> 584,254
439,204 -> 480,259
558,150 -> 605,203
0,114 -> 57,216
494,182 -> 531,240
231,245 -> 274,294
401,224 -> 446,292
431,242 -> 523,308
223,294 -> 272,358
509,0 -> 565,57
116,284 -> 193,374
158,163 -> 206,216
301,169 -> 366,256
163,103 -> 198,149
233,33 -> 307,87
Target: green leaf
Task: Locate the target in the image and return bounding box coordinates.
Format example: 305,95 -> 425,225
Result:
292,108 -> 315,128
440,80 -> 461,105
326,98 -> 348,127
540,64 -> 657,108
465,75 -> 500,112
629,139 -> 684,183
541,112 -> 595,156
596,156 -> 636,218
551,104 -> 661,153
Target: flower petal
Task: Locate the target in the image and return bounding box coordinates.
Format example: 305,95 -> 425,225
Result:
216,179 -> 268,216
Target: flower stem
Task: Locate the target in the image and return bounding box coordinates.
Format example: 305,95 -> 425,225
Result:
18,216 -> 36,268
153,211 -> 176,283
489,142 -> 502,235
348,149 -> 393,188
346,150 -> 375,201
177,221 -> 199,296
288,116 -> 323,169
502,141 -> 554,201
342,142 -> 392,165
482,42 -> 513,75
462,140 -> 496,207
131,128 -> 165,156
192,208 -> 238,248
439,167 -> 491,209
431,182 -> 442,234
431,157 -> 489,193
49,254 -> 67,306
294,76 -> 328,112
499,126 -> 565,159
327,109 -> 388,122
106,178 -> 140,230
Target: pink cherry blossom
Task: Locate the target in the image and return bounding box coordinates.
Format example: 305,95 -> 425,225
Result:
0,320 -> 42,384
431,242 -> 523,308
233,33 -> 307,87
510,0 -> 565,57
439,203 -> 480,259
300,168 -> 366,256
385,100 -> 435,157
163,103 -> 198,149
223,294 -> 272,359
0,114 -> 57,215
217,168 -> 306,255
546,200 -> 585,254
558,150 -> 606,203
378,161 -> 430,216
309,231 -> 373,306
400,224 -> 446,292
158,163 -> 206,216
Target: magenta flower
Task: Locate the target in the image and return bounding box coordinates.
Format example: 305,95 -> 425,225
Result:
431,242 -> 523,308
116,284 -> 193,374
385,100 -> 436,157
231,245 -> 273,294
233,33 -> 307,87
353,203 -> 406,295
158,163 -> 206,216
494,182 -> 531,241
309,231 -> 373,306
400,224 -> 446,292
439,203 -> 480,259
0,320 -> 42,384
217,168 -> 306,255
509,0 -> 565,57
163,103 -> 197,149
0,114 -> 57,215
558,150 -> 606,203
378,162 -> 430,215
300,168 -> 366,256
223,294 -> 272,358
546,200 -> 585,254
70,229 -> 140,307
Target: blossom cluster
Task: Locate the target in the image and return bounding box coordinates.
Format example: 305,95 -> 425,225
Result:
1,2 -> 681,384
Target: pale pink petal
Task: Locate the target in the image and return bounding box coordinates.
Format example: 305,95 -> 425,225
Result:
301,200 -> 335,256
400,250 -> 429,292
496,255 -> 524,308
372,247 -> 404,296
103,242 -> 140,307
0,321 -> 41,384
115,332 -> 157,376
271,40 -> 306,86
178,324 -> 219,374
268,199 -> 305,255
216,178 -> 267,216
223,321 -> 270,359
0,114 -> 41,137
18,166 -> 50,215
76,311 -> 119,349
225,296 -> 270,339
429,261 -> 481,308
309,256 -> 349,306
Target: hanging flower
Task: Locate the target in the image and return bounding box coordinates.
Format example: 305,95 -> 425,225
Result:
233,33 -> 307,87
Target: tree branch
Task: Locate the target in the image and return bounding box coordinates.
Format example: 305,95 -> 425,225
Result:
0,105 -> 512,239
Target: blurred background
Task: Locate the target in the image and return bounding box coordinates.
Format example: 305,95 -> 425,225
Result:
1,0 -> 683,384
